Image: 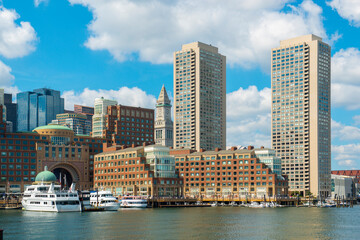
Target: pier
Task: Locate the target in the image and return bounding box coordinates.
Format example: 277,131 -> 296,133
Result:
148,196 -> 298,208
0,195 -> 22,210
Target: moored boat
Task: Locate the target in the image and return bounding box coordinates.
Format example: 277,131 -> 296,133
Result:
21,167 -> 81,212
90,190 -> 120,211
120,196 -> 148,208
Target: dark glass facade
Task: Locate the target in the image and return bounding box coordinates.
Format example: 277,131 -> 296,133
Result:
4,93 -> 17,132
17,88 -> 64,132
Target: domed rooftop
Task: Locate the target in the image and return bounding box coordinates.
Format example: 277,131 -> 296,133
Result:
35,166 -> 57,182
33,125 -> 72,132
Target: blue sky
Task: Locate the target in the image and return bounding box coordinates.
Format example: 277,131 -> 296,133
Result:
0,0 -> 359,170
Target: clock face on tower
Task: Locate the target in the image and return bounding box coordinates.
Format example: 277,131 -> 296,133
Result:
157,108 -> 163,118
165,108 -> 170,116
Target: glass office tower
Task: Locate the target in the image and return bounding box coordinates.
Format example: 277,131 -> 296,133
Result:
17,88 -> 64,132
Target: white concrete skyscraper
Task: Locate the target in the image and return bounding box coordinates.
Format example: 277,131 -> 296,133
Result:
173,42 -> 226,151
271,34 -> 331,197
92,97 -> 117,137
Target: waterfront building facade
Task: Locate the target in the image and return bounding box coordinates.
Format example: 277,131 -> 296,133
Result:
0,123 -> 107,193
94,144 -> 182,197
332,170 -> 360,196
155,86 -> 173,147
331,174 -> 356,200
92,97 -> 117,137
271,35 -> 331,197
171,146 -> 288,199
173,42 -> 226,151
52,112 -> 91,135
104,104 -> 154,146
254,147 -> 282,176
17,88 -> 64,132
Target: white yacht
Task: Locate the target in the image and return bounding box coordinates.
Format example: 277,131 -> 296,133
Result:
22,168 -> 81,212
89,190 -> 120,211
120,196 -> 148,208
248,202 -> 265,208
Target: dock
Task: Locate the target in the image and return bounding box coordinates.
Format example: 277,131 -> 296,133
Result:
0,199 -> 22,210
148,196 -> 298,208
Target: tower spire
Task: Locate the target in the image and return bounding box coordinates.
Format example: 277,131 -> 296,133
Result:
157,85 -> 171,106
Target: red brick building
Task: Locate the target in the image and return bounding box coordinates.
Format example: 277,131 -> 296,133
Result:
74,104 -> 94,122
171,146 -> 288,199
104,105 -> 154,146
0,123 -> 108,193
94,143 -> 182,197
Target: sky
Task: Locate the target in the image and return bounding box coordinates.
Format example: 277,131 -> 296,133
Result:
0,0 -> 359,170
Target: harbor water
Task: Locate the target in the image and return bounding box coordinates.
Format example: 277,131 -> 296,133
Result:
1,206 -> 360,239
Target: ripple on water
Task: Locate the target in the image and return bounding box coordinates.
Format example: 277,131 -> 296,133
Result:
1,206 -> 360,240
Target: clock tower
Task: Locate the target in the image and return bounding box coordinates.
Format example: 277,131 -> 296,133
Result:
155,85 -> 173,147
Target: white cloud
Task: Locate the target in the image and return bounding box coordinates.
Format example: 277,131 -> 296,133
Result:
331,120 -> 360,168
332,144 -> 360,168
68,0 -> 329,70
331,48 -> 360,109
327,0 -> 360,27
226,86 -> 271,147
0,60 -> 19,95
332,83 -> 360,110
61,87 -> 157,110
34,0 -> 49,7
332,48 -> 360,86
332,119 -> 360,142
0,60 -> 14,86
0,7 -> 37,58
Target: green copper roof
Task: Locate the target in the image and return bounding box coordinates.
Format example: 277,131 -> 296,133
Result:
35,170 -> 57,182
33,125 -> 72,132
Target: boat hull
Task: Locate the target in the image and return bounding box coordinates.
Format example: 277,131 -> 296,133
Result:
22,203 -> 81,212
91,203 -> 120,211
121,199 -> 147,208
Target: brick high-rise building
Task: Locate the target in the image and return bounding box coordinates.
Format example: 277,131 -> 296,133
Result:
271,34 -> 331,197
104,105 -> 154,146
74,104 -> 94,122
173,42 -> 226,151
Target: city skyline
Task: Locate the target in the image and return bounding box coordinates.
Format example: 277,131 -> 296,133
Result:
0,0 -> 359,169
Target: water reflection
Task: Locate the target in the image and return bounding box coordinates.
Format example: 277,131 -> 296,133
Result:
0,207 -> 359,240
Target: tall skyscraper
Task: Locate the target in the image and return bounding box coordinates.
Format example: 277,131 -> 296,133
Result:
155,85 -> 173,147
92,97 -> 117,137
173,42 -> 226,151
271,34 -> 331,197
17,88 -> 64,132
